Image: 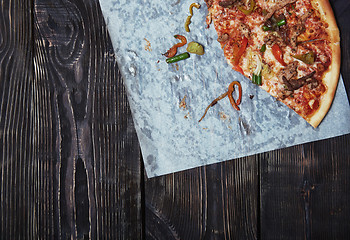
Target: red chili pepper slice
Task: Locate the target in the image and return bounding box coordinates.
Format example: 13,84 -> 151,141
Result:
233,36 -> 248,66
163,35 -> 187,58
233,65 -> 245,75
227,81 -> 242,111
271,44 -> 287,66
198,92 -> 228,122
229,36 -> 248,75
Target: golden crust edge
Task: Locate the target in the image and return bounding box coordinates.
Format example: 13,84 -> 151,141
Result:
308,42 -> 341,128
313,0 -> 340,43
307,0 -> 341,127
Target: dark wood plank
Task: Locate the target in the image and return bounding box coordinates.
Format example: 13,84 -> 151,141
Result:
260,1 -> 350,238
260,146 -> 315,240
0,0 -> 145,239
145,156 -> 259,239
260,135 -> 350,239
2,0 -> 350,239
0,0 -> 35,239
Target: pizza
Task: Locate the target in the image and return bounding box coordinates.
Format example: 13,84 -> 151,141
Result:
204,0 -> 340,127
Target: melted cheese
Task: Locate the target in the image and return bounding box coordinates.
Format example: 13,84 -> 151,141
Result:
207,0 -> 331,121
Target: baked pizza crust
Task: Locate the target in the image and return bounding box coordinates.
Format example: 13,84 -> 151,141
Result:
308,0 -> 340,127
313,0 -> 340,43
205,0 -> 340,128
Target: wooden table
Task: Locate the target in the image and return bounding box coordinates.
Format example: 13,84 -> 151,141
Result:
1,0 -> 349,239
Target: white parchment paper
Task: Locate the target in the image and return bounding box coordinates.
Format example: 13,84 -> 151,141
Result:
99,0 -> 350,177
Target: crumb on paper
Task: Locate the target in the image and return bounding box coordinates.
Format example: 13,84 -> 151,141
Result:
219,111 -> 229,122
179,95 -> 190,119
179,95 -> 187,110
144,38 -> 152,51
219,111 -> 233,129
174,63 -> 179,71
170,61 -> 180,71
156,60 -> 160,71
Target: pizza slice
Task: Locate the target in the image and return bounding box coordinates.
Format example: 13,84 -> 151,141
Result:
204,0 -> 340,127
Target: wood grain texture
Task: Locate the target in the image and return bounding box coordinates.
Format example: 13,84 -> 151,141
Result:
0,0 -> 142,239
145,156 -> 259,240
33,0 -> 143,238
1,0 -> 350,239
0,0 -> 35,239
260,136 -> 350,239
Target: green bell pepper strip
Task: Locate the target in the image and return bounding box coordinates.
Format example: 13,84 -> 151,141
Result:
237,0 -> 256,15
276,19 -> 286,26
252,74 -> 262,85
166,52 -> 190,63
292,52 -> 315,65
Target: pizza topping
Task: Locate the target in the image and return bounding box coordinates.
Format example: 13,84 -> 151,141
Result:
289,23 -> 305,47
218,0 -> 238,8
252,74 -> 262,85
262,15 -> 287,32
277,61 -> 298,83
225,36 -> 248,75
204,0 -> 213,8
253,54 -> 262,74
237,22 -> 250,38
263,0 -> 296,21
217,33 -> 229,43
252,54 -> 262,85
292,51 -> 315,64
237,0 -> 256,15
163,35 -> 187,58
282,71 -> 316,91
279,61 -> 298,77
166,52 -> 190,63
199,81 -> 242,122
271,43 -> 287,66
189,2 -> 201,15
185,16 -> 193,32
228,81 -> 242,110
264,33 -> 286,47
185,3 -> 201,32
205,0 -> 339,126
232,36 -> 248,66
262,14 -> 292,47
198,91 -> 228,122
234,65 -> 245,75
288,8 -> 314,46
187,42 -> 205,55
277,65 -> 318,100
276,19 -> 287,27
262,24 -> 271,32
